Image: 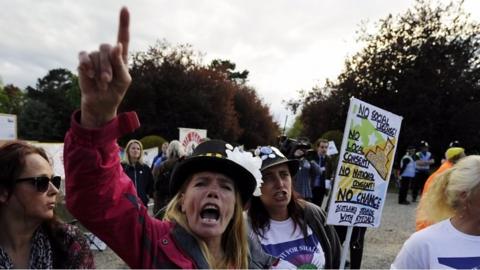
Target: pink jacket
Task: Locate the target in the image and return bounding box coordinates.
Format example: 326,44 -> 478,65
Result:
64,111 -> 201,268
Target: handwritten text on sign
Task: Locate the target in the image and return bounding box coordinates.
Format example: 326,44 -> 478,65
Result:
326,98 -> 402,228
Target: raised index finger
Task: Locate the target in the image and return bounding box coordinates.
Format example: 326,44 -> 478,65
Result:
117,7 -> 130,63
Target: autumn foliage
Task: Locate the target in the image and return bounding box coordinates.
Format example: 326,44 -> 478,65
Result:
119,40 -> 279,147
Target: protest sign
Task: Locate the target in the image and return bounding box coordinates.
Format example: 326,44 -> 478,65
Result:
0,113 -> 17,140
179,128 -> 207,155
326,97 -> 402,228
327,140 -> 338,156
143,147 -> 159,167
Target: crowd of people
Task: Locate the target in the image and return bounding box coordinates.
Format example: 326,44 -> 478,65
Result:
1,6 -> 479,269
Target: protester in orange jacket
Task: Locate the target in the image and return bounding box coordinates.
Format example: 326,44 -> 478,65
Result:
415,146 -> 466,231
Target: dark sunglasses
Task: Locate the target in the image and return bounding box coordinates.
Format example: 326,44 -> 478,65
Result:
15,176 -> 61,193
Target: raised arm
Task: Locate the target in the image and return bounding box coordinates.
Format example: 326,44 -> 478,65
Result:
77,7 -> 131,128
64,8 -> 167,268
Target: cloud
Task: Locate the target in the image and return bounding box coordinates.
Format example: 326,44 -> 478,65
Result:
2,0 -> 480,126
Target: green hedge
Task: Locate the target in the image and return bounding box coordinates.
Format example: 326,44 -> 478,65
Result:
140,135 -> 167,149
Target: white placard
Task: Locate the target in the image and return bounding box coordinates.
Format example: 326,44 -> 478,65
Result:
179,128 -> 207,155
326,97 -> 402,228
143,147 -> 158,167
0,113 -> 17,140
327,140 -> 338,156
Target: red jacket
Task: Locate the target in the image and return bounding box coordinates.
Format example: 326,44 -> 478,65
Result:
64,111 -> 201,268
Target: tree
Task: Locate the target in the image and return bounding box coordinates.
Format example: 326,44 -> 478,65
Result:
119,40 -> 278,147
210,59 -> 249,84
18,99 -> 58,140
448,101 -> 480,153
19,69 -> 80,141
121,41 -> 240,143
291,0 -> 480,159
0,84 -> 24,115
233,86 -> 279,149
286,116 -> 304,139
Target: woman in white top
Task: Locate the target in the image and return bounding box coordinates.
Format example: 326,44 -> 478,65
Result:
392,155 -> 480,269
247,146 -> 341,269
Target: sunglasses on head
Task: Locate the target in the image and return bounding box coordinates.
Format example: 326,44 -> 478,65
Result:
15,176 -> 61,193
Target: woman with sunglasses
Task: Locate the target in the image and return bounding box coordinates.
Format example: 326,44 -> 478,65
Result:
0,141 -> 94,268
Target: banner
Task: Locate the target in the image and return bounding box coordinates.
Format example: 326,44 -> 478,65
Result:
327,140 -> 339,156
179,128 -> 207,155
143,147 -> 159,167
326,97 -> 402,227
0,113 -> 17,140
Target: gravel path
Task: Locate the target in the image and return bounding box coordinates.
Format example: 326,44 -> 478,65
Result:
93,191 -> 417,269
361,192 -> 416,269
92,248 -> 128,269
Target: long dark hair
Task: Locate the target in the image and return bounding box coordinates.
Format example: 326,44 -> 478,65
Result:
0,141 -> 67,265
0,141 -> 50,197
248,188 -> 308,239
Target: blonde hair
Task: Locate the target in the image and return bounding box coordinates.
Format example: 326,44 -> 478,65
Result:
417,155 -> 480,224
123,140 -> 144,165
163,178 -> 249,268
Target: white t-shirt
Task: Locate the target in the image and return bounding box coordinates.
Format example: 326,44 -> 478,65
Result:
258,218 -> 325,269
391,219 -> 480,269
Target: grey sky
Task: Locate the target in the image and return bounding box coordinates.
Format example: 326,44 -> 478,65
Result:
1,0 -> 479,127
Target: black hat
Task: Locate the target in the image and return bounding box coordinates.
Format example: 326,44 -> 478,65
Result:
170,139 -> 259,206
294,137 -> 311,150
255,146 -> 299,176
419,140 -> 429,148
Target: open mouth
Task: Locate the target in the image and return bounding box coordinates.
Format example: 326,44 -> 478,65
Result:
200,204 -> 220,223
273,191 -> 288,200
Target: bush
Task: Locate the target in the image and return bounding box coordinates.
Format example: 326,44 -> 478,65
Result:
140,135 -> 167,149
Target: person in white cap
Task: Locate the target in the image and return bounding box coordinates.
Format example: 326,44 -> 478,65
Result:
247,146 -> 341,269
398,145 -> 416,205
412,140 -> 435,202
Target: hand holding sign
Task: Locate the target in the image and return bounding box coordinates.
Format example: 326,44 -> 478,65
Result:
77,7 -> 131,128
